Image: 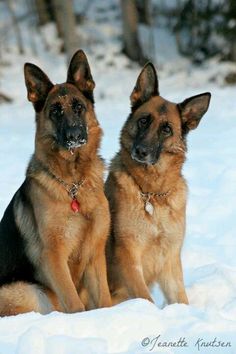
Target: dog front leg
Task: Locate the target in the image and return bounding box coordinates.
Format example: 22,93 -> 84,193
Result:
159,250 -> 188,305
42,247 -> 85,313
81,204 -> 112,309
115,245 -> 154,303
84,244 -> 112,309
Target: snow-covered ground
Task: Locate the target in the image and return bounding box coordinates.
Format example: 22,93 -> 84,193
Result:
0,1 -> 236,353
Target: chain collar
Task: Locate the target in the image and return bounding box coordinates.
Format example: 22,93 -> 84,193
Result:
48,173 -> 84,200
140,190 -> 170,200
35,159 -> 84,200
123,164 -> 171,216
140,190 -> 170,216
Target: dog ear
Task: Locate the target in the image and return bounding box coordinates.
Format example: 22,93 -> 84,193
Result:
130,62 -> 159,109
67,49 -> 95,102
24,63 -> 53,112
178,92 -> 211,134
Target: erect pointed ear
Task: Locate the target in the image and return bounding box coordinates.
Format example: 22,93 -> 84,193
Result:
24,63 -> 53,112
178,92 -> 211,134
67,49 -> 95,102
130,62 -> 159,110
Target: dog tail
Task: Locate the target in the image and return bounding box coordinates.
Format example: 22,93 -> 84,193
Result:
0,281 -> 61,316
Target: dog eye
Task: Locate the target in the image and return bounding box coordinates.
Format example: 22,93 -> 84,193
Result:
161,123 -> 172,135
50,104 -> 63,118
53,108 -> 63,116
72,99 -> 84,114
138,117 -> 149,128
76,104 -> 83,112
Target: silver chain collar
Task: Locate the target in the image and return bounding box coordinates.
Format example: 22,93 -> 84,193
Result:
50,174 -> 84,200
125,167 -> 171,216
140,190 -> 171,216
35,159 -> 84,200
140,190 -> 170,200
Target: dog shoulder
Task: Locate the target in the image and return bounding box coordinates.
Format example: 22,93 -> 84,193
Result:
107,153 -> 136,192
0,180 -> 36,284
168,176 -> 188,211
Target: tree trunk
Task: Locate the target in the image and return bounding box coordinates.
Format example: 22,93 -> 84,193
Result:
52,0 -> 79,63
143,0 -> 151,25
136,0 -> 151,25
51,0 -> 63,38
230,42 -> 236,62
5,0 -> 24,54
35,0 -> 51,25
0,92 -> 13,104
120,0 -> 146,64
228,0 -> 236,62
26,0 -> 38,55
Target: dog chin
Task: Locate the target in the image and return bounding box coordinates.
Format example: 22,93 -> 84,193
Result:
56,140 -> 87,155
69,143 -> 87,155
131,153 -> 157,166
66,139 -> 87,150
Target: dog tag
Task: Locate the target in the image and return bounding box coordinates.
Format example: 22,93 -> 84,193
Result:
71,199 -> 80,213
145,201 -> 154,215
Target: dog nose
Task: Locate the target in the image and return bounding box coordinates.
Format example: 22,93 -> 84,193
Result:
66,127 -> 84,142
135,145 -> 149,159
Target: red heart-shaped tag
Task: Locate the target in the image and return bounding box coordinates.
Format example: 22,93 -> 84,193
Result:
71,199 -> 81,213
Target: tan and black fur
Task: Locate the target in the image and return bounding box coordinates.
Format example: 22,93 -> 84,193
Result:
0,50 -> 111,315
106,63 -> 211,305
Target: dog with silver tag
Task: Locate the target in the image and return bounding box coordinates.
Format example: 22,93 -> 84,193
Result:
105,62 -> 211,305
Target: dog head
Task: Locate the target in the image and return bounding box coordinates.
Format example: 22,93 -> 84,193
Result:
121,63 -> 211,165
24,50 -> 98,157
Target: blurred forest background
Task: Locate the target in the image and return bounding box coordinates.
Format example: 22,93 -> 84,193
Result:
0,0 -> 236,102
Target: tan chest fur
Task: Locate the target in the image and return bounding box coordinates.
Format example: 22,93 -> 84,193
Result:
23,174 -> 108,281
140,199 -> 185,285
107,168 -> 187,287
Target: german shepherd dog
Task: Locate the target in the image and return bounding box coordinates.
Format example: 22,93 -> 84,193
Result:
0,50 -> 111,315
106,63 -> 211,305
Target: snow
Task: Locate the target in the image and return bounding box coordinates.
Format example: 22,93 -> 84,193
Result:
0,1 -> 236,353
0,300 -> 235,353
